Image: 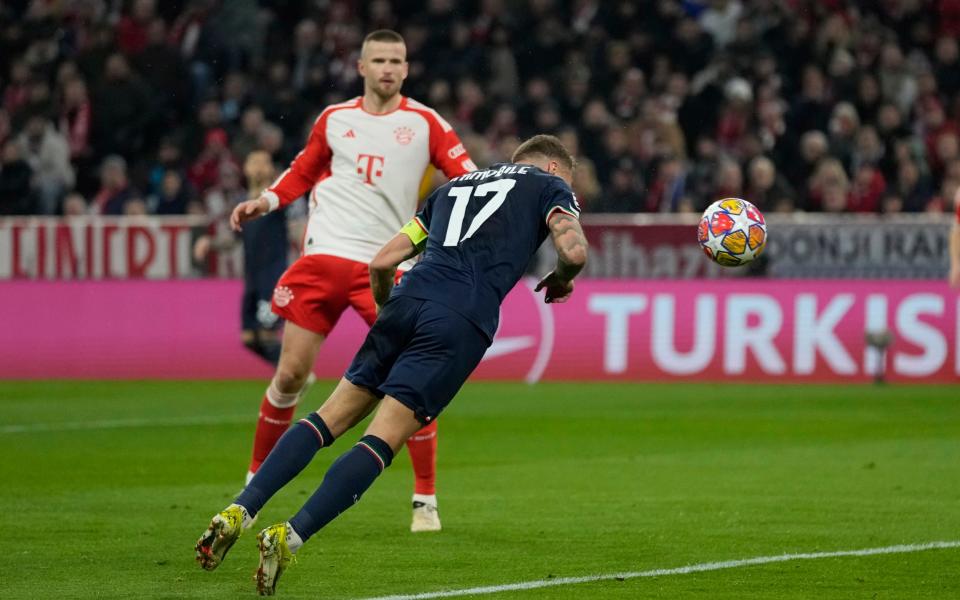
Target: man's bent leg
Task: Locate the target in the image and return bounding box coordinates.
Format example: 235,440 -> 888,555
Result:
238,379 -> 380,518
254,397 -> 418,593
349,267 -> 441,524
315,378 -> 382,437
283,396 -> 423,549
199,379 -> 378,573
248,322 -> 324,478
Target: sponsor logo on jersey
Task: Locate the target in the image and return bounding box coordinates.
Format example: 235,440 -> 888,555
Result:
447,143 -> 466,159
273,285 -> 294,307
394,126 -> 415,145
343,129 -> 356,138
356,154 -> 385,185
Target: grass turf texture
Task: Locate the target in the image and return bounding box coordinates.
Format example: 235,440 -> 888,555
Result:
0,381 -> 957,599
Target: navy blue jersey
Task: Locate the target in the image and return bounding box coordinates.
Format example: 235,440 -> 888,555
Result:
241,208 -> 288,280
392,163 -> 581,340
240,207 -> 288,331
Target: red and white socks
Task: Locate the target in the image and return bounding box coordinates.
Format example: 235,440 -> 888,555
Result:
247,380 -> 299,482
407,420 -> 438,504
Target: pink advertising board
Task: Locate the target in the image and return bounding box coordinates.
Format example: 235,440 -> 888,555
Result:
1,280 -> 957,382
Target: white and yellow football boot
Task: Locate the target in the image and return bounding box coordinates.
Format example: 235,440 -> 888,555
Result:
255,523 -> 296,596
195,504 -> 248,571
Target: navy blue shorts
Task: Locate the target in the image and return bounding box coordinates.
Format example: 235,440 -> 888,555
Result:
241,261 -> 286,331
345,295 -> 491,424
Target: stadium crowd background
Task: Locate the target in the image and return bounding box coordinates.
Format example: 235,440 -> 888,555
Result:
1,0 -> 959,219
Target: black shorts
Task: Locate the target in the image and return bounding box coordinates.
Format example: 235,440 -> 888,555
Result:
344,295 -> 490,424
241,261 -> 286,331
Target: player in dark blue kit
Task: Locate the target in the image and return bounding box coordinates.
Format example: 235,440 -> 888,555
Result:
194,135 -> 588,596
237,151 -> 289,366
237,207 -> 287,364
194,150 -> 292,366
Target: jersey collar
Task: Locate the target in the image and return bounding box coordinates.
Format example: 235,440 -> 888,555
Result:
358,95 -> 407,116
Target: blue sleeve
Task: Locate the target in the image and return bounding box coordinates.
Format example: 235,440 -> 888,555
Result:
414,187 -> 441,232
540,178 -> 582,224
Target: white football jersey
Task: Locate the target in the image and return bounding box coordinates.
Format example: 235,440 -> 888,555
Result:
263,96 -> 476,265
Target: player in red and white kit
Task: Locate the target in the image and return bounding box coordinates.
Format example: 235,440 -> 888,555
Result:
950,186 -> 960,287
230,30 -> 476,532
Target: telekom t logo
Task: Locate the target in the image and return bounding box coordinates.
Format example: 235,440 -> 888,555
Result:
356,154 -> 385,185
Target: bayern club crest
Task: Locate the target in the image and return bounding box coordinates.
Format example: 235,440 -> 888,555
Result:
394,126 -> 415,145
272,285 -> 294,307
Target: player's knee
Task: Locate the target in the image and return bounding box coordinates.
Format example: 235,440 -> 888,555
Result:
274,364 -> 309,394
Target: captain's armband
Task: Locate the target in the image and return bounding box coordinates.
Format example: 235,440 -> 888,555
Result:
400,217 -> 429,250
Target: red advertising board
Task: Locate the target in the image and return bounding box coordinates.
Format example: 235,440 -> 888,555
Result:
1,279 -> 956,382
0,217 -> 203,279
0,216 -> 262,279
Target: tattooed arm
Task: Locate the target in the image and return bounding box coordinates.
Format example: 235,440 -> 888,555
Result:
535,211 -> 589,303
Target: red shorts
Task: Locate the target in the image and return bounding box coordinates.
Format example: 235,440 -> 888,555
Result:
271,254 -> 382,336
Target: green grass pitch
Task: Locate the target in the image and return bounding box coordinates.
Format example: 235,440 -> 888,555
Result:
1,380 -> 958,599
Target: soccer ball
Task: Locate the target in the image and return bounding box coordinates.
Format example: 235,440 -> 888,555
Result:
697,198 -> 767,267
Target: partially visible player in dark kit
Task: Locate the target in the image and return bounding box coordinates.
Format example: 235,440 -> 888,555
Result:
194,150 -> 291,366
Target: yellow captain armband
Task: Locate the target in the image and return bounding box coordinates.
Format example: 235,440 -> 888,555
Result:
400,217 -> 429,250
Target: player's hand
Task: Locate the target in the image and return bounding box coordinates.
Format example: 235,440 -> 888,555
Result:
535,271 -> 575,304
230,197 -> 270,231
950,264 -> 960,288
193,235 -> 211,262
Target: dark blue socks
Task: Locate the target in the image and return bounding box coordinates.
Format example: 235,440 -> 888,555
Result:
235,418 -> 394,545
288,435 -> 394,542
236,412 -> 333,516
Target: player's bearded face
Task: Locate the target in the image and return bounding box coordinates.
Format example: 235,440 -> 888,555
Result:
359,41 -> 408,99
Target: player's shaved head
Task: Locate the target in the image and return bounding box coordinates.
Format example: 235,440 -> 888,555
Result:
361,29 -> 405,57
512,134 -> 576,174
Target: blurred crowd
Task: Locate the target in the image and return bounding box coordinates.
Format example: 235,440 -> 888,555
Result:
1,0 -> 960,217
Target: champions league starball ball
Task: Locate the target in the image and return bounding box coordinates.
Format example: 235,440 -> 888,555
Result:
697,198 -> 767,267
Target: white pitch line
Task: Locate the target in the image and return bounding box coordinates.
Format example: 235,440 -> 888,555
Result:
358,540 -> 960,600
0,414 -> 251,434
